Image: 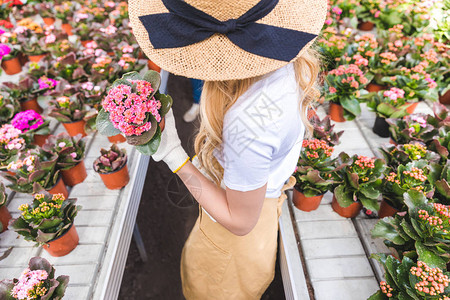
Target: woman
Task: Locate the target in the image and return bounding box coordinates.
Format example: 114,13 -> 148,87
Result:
130,0 -> 326,298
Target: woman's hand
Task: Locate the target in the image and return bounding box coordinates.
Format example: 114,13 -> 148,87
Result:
152,109 -> 189,172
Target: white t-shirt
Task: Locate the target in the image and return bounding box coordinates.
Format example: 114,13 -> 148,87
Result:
215,63 -> 305,198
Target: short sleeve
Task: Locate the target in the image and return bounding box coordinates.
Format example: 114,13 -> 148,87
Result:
220,115 -> 279,192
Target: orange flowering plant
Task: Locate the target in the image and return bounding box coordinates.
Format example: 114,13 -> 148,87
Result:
368,255 -> 450,300
293,139 -> 338,197
372,190 -> 450,271
332,153 -> 385,212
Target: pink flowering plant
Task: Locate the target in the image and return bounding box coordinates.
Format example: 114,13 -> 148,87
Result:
3,151 -> 59,195
0,124 -> 28,169
382,65 -> 439,102
96,70 -> 173,155
294,139 -> 337,197
11,110 -> 50,138
0,42 -> 18,61
368,51 -> 400,84
10,192 -> 80,246
367,87 -> 409,119
383,160 -> 434,211
318,27 -> 349,71
332,152 -> 385,212
372,190 -> 450,271
368,255 -> 450,300
0,257 -> 69,300
41,133 -> 86,172
387,114 -> 438,145
0,92 -> 20,125
355,0 -> 383,24
48,94 -> 88,123
323,64 -> 372,120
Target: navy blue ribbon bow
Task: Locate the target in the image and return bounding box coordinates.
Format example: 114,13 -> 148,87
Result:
138,0 -> 317,62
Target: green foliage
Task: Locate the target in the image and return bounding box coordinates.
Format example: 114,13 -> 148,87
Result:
10,193 -> 80,245
41,132 -> 87,171
0,182 -> 7,208
380,143 -> 440,169
429,161 -> 450,204
310,115 -> 344,147
0,93 -> 20,126
93,144 -> 127,174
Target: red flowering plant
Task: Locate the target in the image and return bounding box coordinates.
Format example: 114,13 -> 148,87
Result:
367,51 -> 400,84
382,160 -> 434,211
96,70 -> 172,155
354,0 -> 383,25
372,190 -> 450,271
342,33 -> 379,72
332,153 -> 385,212
367,87 -> 409,119
317,27 -> 349,72
368,255 -> 450,300
293,139 -> 338,197
323,64 -> 372,120
0,257 -> 69,300
10,110 -> 50,140
382,65 -> 439,103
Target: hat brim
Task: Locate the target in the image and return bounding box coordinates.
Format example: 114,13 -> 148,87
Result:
129,0 -> 327,81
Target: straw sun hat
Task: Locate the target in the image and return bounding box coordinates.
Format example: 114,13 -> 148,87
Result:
129,0 -> 327,81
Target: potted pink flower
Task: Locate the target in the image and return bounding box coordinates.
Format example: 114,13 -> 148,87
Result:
10,110 -> 50,147
0,42 -> 21,75
48,94 -> 88,137
96,70 -> 172,155
0,124 -> 27,172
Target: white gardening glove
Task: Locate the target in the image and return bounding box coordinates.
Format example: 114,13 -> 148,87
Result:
152,109 -> 189,172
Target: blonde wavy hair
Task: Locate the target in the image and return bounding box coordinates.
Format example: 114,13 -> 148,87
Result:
194,47 -> 321,185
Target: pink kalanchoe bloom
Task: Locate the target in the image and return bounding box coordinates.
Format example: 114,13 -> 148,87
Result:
11,110 -> 45,132
81,82 -> 94,91
70,152 -> 77,158
38,76 -> 59,90
58,142 -> 66,148
45,34 -> 56,44
0,43 -> 11,59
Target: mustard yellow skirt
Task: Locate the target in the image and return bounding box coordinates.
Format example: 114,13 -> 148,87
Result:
180,177 -> 295,300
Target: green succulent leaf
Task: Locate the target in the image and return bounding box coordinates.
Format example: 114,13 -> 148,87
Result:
340,97 -> 361,118
135,126 -> 161,156
334,185 -> 354,207
372,218 -> 406,245
415,241 -> 446,270
157,93 -> 173,117
96,109 -> 121,137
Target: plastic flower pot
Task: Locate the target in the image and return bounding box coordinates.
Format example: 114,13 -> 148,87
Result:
366,83 -> 387,93
61,23 -> 72,35
61,161 -> 87,187
42,17 -> 55,25
331,194 -> 362,218
439,90 -> 450,105
1,56 -> 22,75
81,40 -> 93,47
98,163 -> 130,190
292,188 -> 324,212
28,53 -> 47,63
108,134 -> 126,144
147,59 -> 161,72
358,21 -> 375,31
405,102 -> 418,114
47,176 -> 69,199
372,116 -> 390,138
329,103 -> 345,122
62,119 -> 87,137
0,205 -> 12,233
378,199 -> 399,218
20,98 -> 43,114
42,224 -> 79,257
33,134 -> 50,147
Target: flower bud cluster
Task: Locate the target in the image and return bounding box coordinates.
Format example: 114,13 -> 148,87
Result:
379,281 -> 393,298
301,139 -> 334,161
11,268 -> 49,300
410,261 -> 449,296
403,143 -> 427,160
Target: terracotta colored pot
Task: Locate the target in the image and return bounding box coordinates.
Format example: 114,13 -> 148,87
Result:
61,161 -> 87,187
107,51 -> 114,56
147,59 -> 161,72
366,83 -> 387,93
0,205 -> 12,233
63,119 -> 87,137
329,103 -> 346,122
42,224 -> 79,257
28,53 -> 47,63
159,117 -> 166,132
47,176 -> 69,199
61,23 -> 72,35
98,163 -> 130,190
81,40 -> 93,47
358,21 -> 375,31
378,200 -> 399,218
373,116 -> 390,138
20,98 -> 43,114
1,57 -> 22,75
292,188 -> 324,212
439,90 -> 450,105
108,134 -> 126,144
405,102 -> 418,114
33,134 -> 50,147
331,194 -> 362,218
42,17 -> 55,25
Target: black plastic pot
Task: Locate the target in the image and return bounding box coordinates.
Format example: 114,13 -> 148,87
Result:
372,116 -> 390,137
